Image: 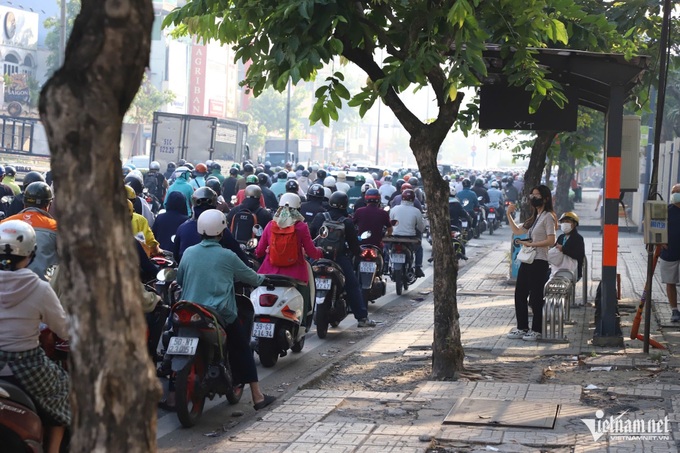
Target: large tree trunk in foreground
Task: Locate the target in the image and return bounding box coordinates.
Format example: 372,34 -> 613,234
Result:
39,1 -> 160,451
522,131 -> 557,220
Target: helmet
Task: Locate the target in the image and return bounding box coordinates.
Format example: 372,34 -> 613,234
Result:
371,172 -> 379,180
246,174 -> 258,184
329,191 -> 349,210
277,170 -> 287,180
264,161 -> 271,168
354,174 -> 366,184
401,189 -> 415,202
559,211 -> 580,226
490,181 -> 499,189
231,163 -> 241,171
192,187 -> 217,207
212,162 -> 221,172
0,166 -> 4,176
229,167 -> 239,176
197,209 -> 227,237
361,183 -> 372,193
323,176 -> 336,188
178,159 -> 187,166
323,187 -> 332,200
195,163 -> 208,174
301,170 -> 309,177
5,166 -> 17,177
317,169 -> 327,180
365,188 -> 380,203
243,163 -> 255,174
257,172 -> 269,186
205,160 -> 214,169
0,220 -> 37,257
395,179 -> 405,192
403,174 -> 411,182
122,166 -> 132,177
21,171 -> 45,190
307,183 -> 325,199
285,180 -> 299,193
462,178 -> 471,188
184,163 -> 195,171
474,178 -> 485,187
245,184 -> 262,199
449,183 -> 457,196
24,182 -> 53,208
443,175 -> 451,182
337,171 -> 347,181
149,161 -> 161,171
287,171 -> 297,180
279,193 -> 301,209
296,164 -> 305,172
167,162 -> 176,171
174,166 -> 191,180
205,177 -> 221,194
401,183 -> 413,192
124,174 -> 143,194
384,175 -> 392,183
409,177 -> 419,186
125,185 -> 136,200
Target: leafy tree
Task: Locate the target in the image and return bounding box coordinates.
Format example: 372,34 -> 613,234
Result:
125,74 -> 176,124
165,0 -> 628,378
247,86 -> 307,135
43,0 -> 81,77
39,0 -> 160,450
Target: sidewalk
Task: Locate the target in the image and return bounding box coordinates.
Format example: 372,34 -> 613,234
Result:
194,232 -> 680,452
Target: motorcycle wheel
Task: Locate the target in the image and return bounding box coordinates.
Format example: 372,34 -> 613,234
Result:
258,339 -> 279,368
225,363 -> 243,405
394,269 -> 403,295
473,224 -> 480,239
316,302 -> 330,339
489,222 -> 494,235
291,335 -> 305,353
175,355 -> 206,428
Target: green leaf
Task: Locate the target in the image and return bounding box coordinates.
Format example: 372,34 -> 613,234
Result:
552,19 -> 569,45
298,1 -> 310,20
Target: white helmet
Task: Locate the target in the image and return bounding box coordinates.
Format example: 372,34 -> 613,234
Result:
323,187 -> 332,199
323,176 -> 336,187
361,183 -> 372,193
0,220 -> 37,257
449,183 -> 457,197
337,171 -> 346,181
279,193 -> 301,209
287,171 -> 297,180
197,209 -> 227,237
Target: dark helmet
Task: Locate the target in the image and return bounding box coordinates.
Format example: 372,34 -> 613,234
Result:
365,188 -> 381,204
301,170 -> 309,177
124,175 -> 143,194
401,189 -> 416,202
462,178 -> 471,188
409,177 -> 419,187
257,172 -> 269,186
329,191 -> 349,210
277,170 -> 287,180
395,178 -> 405,192
205,177 -> 222,194
317,169 -> 327,180
354,174 -> 366,184
192,187 -> 217,207
264,161 -> 271,168
4,166 -> 16,176
24,182 -> 53,208
401,183 -> 413,192
21,171 -> 45,190
384,175 -> 392,182
167,162 -> 176,171
243,163 -> 254,174
229,167 -> 239,176
245,184 -> 262,199
212,162 -> 221,172
474,178 -> 485,187
307,183 -> 325,199
296,164 -> 305,172
285,180 -> 299,193
178,159 -> 187,166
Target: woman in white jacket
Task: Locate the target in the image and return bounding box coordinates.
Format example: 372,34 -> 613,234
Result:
0,220 -> 70,453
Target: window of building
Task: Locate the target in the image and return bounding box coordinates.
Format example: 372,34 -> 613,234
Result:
3,54 -> 19,75
21,55 -> 34,76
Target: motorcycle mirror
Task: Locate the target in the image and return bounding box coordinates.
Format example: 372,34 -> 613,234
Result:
360,231 -> 372,239
252,224 -> 264,237
171,234 -> 176,243
383,206 -> 390,212
318,226 -> 329,239
247,237 -> 259,249
477,196 -> 483,201
391,219 -> 399,226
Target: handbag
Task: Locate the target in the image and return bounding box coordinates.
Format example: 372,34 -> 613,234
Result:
516,245 -> 536,264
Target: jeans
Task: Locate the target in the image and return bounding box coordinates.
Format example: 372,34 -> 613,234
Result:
514,259 -> 550,333
335,254 -> 368,320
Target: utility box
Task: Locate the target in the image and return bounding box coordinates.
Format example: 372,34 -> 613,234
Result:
643,200 -> 668,244
620,115 -> 641,192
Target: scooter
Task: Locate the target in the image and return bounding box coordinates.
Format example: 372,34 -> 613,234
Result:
166,300 -> 244,427
384,235 -> 421,295
356,231 -> 386,303
312,257 -> 349,339
0,379 -> 44,452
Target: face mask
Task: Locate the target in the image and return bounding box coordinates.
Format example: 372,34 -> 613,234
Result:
530,197 -> 544,207
672,192 -> 680,204
560,223 -> 573,234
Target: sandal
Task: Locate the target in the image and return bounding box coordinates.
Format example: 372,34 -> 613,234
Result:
253,394 -> 276,411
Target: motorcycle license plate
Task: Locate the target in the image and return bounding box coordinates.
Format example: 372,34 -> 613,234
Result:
391,253 -> 406,264
461,221 -> 468,228
487,213 -> 495,220
252,322 -> 275,338
315,278 -> 332,290
359,261 -> 377,273
166,337 -> 198,355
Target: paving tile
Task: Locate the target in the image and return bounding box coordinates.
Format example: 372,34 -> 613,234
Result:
437,426 -> 504,444
502,431 -> 576,446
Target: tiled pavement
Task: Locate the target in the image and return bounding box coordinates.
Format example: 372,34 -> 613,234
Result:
204,232 -> 680,452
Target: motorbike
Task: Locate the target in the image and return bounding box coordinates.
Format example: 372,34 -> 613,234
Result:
384,235 -> 421,295
472,197 -> 487,238
356,231 -> 386,303
165,300 -> 244,427
0,379 -> 45,453
487,205 -> 501,235
450,225 -> 469,262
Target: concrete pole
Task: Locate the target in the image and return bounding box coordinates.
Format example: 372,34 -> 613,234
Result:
59,0 -> 67,66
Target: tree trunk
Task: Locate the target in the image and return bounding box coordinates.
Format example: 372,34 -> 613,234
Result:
411,130 -> 465,379
522,131 -> 557,220
38,1 -> 160,451
554,142 -> 574,216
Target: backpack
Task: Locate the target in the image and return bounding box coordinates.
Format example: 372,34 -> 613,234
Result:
317,212 -> 347,258
230,208 -> 258,243
269,223 -> 299,267
144,172 -> 162,200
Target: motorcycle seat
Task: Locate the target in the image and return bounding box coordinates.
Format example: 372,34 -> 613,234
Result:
0,379 -> 37,412
262,274 -> 306,287
383,236 -> 421,243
